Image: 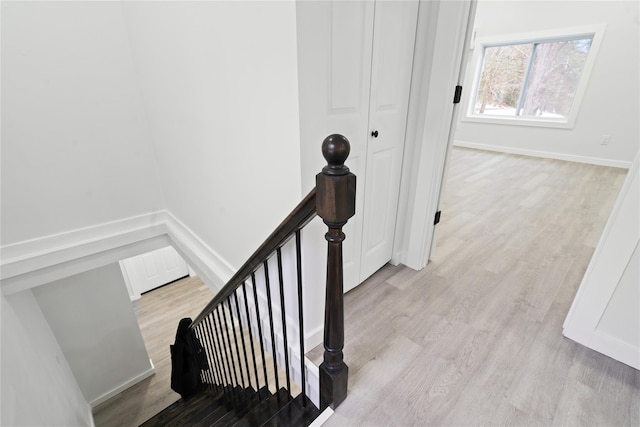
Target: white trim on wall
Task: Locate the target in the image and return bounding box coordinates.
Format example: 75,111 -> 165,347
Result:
454,139 -> 633,169
88,359 -> 155,408
1,236 -> 172,296
393,0 -> 474,270
1,211 -> 169,280
163,212 -> 232,292
0,209 -> 324,407
0,210 -> 232,296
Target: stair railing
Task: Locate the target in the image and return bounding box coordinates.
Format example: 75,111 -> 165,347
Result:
188,134 -> 355,411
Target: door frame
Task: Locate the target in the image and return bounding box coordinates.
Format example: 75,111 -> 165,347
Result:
392,0 -> 477,270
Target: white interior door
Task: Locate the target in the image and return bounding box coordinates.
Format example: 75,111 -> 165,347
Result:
296,0 -> 375,291
358,0 -> 419,283
296,0 -> 418,292
121,246 -> 189,297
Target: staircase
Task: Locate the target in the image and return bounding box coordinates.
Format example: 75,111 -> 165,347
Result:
141,385 -> 319,426
141,135 -> 355,426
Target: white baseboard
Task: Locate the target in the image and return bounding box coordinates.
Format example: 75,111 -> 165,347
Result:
304,357 -> 321,408
305,325 -> 324,351
89,360 -> 156,408
310,407 -> 334,427
454,140 -> 633,169
564,329 -> 640,370
87,402 -> 96,427
164,212 -> 234,292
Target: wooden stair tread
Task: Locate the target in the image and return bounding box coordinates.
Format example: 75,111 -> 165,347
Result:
139,387 -> 222,426
262,393 -> 321,427
229,388 -> 292,427
138,385 -> 320,427
208,386 -> 272,427
172,387 -> 250,427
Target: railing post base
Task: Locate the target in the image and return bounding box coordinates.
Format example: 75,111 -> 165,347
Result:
320,361 -> 349,410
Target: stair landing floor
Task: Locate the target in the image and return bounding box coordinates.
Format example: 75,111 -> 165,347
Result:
309,148 -> 639,426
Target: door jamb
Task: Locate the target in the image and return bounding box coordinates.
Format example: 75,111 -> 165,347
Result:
392,0 -> 477,270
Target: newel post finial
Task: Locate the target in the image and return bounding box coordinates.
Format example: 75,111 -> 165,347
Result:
316,134 -> 356,410
321,134 -> 351,175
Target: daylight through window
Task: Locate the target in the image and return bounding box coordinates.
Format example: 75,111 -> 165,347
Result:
472,36 -> 593,121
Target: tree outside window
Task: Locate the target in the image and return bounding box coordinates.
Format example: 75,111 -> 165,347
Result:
473,37 -> 593,121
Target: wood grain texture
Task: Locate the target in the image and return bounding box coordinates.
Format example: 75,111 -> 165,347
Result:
92,276 -> 213,427
95,148 -> 637,426
318,148 -> 639,426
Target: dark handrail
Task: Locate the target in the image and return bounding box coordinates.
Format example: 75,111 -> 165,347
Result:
190,188 -> 317,328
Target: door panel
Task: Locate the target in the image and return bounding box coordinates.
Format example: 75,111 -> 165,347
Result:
363,147 -> 394,253
327,1 -> 375,292
329,2 -> 369,114
296,0 -> 418,291
297,0 -> 375,292
123,246 -> 189,296
359,0 -> 419,282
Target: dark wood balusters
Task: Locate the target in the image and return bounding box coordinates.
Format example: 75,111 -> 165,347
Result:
316,134 -> 356,410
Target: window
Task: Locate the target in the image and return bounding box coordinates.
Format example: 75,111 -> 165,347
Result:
465,26 -> 605,128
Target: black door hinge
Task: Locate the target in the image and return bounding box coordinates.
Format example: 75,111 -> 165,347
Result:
434,210 -> 442,225
453,85 -> 463,104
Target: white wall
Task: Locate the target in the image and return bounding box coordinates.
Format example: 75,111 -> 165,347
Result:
122,1 -> 302,272
454,0 -> 639,166
32,263 -> 153,406
1,1 -> 165,247
1,291 -> 92,426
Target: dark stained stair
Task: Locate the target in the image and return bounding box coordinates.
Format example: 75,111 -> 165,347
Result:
140,385 -> 319,427
143,136 -> 355,427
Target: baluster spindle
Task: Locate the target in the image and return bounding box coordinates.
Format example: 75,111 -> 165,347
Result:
263,260 -> 280,392
214,308 -> 236,389
207,315 -> 229,392
202,322 -> 219,389
276,248 -> 291,393
192,325 -> 206,386
233,291 -> 253,390
194,324 -> 213,389
316,134 -> 355,409
203,316 -> 222,390
251,272 -> 269,390
295,230 -> 307,406
226,298 -> 246,388
242,281 -> 262,394
219,303 -> 240,389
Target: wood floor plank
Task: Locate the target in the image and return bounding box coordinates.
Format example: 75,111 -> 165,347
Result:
322,147 -> 637,426
92,276 -> 214,427
95,147 -> 637,426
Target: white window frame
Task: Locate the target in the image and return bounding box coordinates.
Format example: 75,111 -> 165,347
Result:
462,24 -> 606,129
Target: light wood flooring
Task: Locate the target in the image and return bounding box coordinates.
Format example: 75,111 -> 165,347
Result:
310,147 -> 638,426
92,276 -> 298,426
92,276 -> 214,427
94,147 -> 638,426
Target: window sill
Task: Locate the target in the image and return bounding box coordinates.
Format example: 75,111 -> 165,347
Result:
461,114 -> 575,129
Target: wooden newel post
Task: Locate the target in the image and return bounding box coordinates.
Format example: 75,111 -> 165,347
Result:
316,134 -> 356,410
